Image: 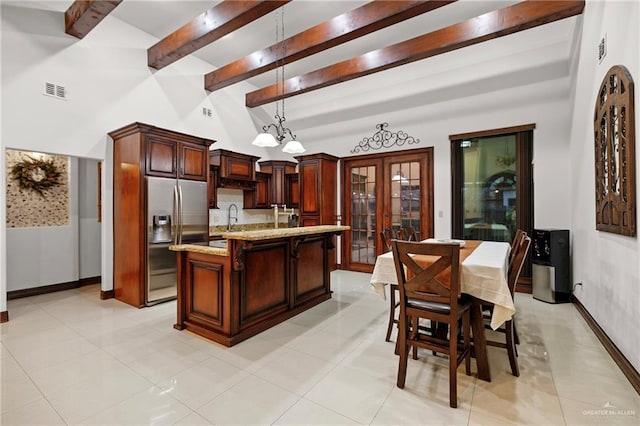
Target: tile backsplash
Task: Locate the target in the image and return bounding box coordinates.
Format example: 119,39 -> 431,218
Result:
210,188 -> 294,230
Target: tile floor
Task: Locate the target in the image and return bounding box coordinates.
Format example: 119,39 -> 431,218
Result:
1,270 -> 639,425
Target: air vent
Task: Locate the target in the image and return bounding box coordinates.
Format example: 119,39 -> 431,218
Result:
43,82 -> 67,100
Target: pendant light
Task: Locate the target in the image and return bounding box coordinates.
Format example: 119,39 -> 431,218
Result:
251,7 -> 305,154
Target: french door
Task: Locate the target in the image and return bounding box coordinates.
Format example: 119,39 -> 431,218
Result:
342,148 -> 433,272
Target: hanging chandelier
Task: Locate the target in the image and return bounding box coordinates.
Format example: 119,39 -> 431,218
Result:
251,7 -> 305,154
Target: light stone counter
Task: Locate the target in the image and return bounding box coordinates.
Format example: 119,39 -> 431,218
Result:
171,225 -> 349,255
221,225 -> 349,241
169,244 -> 228,256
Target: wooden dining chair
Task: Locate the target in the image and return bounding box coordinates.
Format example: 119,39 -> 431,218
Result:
380,230 -> 399,342
484,233 -> 531,377
404,226 -> 419,242
391,240 -> 473,408
509,229 -> 527,265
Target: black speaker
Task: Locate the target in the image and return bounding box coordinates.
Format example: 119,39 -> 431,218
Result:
532,229 -> 570,303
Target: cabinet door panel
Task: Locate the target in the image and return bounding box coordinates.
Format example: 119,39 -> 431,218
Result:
286,174 -> 299,208
180,143 -> 207,181
146,138 -> 177,178
300,162 -> 319,215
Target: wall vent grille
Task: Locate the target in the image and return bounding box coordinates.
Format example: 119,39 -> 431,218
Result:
43,82 -> 67,100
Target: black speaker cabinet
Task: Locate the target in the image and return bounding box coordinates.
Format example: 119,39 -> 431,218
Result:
532,229 -> 570,303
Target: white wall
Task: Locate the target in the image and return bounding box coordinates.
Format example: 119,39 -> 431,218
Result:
78,158 -> 101,279
6,158 -> 79,291
0,3 -> 270,299
568,0 -> 640,371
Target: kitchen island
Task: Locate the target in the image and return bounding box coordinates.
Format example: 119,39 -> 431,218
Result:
169,225 -> 349,346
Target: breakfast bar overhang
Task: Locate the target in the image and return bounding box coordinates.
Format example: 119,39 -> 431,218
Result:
170,225 -> 349,346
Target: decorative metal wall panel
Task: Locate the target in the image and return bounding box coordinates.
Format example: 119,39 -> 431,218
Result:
351,123 -> 419,153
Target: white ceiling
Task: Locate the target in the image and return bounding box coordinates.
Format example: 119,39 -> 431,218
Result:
3,0 -> 578,90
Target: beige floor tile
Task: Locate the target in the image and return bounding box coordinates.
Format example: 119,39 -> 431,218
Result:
77,386 -> 193,425
559,396 -> 640,425
156,355 -> 250,410
45,370 -> 153,423
0,397 -> 65,426
253,346 -> 337,396
274,398 -> 361,425
0,372 -> 44,414
2,271 -> 638,426
196,375 -> 299,425
471,371 -> 565,425
304,364 -> 395,424
372,386 -> 471,425
173,411 -> 214,425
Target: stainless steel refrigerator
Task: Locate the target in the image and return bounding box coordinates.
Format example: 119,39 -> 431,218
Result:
146,176 -> 208,305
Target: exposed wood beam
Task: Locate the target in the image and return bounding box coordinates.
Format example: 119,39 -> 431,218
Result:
65,0 -> 122,39
204,0 -> 456,92
246,0 -> 585,108
148,0 -> 290,70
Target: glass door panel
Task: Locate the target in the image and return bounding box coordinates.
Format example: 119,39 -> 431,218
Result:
389,161 -> 421,240
461,135 -> 516,242
349,165 -> 378,267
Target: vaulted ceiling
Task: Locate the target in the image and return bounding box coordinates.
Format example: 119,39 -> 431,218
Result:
55,1 -> 584,106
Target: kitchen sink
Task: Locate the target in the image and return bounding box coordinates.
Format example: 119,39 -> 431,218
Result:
208,240 -> 228,249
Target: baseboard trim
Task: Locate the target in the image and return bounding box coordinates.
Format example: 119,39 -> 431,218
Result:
7,276 -> 102,300
0,311 -> 8,323
571,295 -> 640,395
100,290 -> 114,300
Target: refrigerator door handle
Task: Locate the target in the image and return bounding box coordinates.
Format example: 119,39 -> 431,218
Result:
178,183 -> 184,244
173,184 -> 180,245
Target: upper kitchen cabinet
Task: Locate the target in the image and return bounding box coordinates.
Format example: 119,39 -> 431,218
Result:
259,160 -> 297,206
210,149 -> 259,190
295,153 -> 338,226
142,126 -> 211,181
244,171 -> 271,209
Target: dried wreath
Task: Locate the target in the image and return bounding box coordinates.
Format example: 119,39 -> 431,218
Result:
10,156 -> 61,196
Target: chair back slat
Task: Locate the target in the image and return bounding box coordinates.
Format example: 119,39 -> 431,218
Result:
380,230 -> 393,252
392,240 -> 461,306
508,234 -> 531,296
510,229 -> 527,264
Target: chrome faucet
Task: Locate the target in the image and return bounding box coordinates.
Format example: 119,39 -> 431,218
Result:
227,203 -> 238,231
271,204 -> 280,228
272,204 -> 292,229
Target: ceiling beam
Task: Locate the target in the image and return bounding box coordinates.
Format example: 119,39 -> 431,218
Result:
148,0 -> 290,70
204,0 -> 456,92
65,0 -> 122,39
246,0 -> 585,108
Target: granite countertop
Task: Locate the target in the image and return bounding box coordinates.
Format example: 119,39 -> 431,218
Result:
171,225 -> 350,254
221,225 -> 350,241
169,244 -> 228,256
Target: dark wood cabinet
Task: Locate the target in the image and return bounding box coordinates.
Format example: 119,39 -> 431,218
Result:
210,149 -> 259,190
295,153 -> 338,225
145,135 -> 208,181
286,173 -> 299,208
208,166 -> 219,209
244,172 -> 271,209
259,160 -> 297,207
179,142 -> 208,180
109,122 -> 214,307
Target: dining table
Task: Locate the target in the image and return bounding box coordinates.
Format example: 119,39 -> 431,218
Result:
370,239 -> 512,382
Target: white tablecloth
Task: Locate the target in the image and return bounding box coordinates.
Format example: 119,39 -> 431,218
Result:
370,241 -> 513,330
